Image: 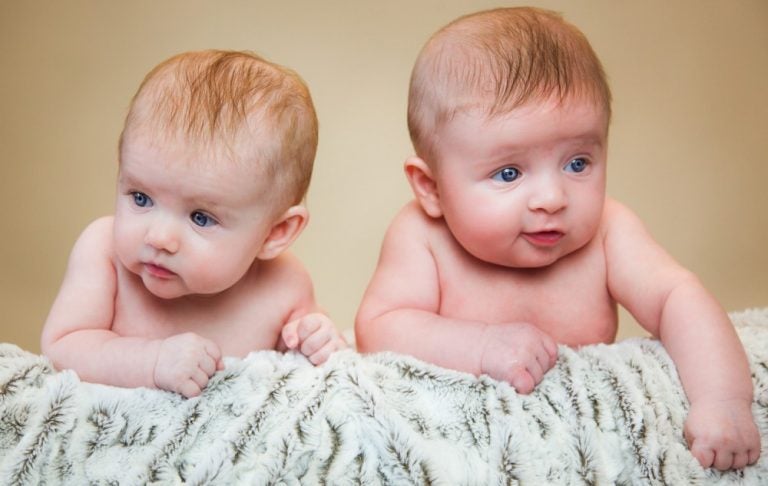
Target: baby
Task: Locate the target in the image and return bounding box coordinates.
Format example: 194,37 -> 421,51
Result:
42,50 -> 346,398
355,8 -> 760,470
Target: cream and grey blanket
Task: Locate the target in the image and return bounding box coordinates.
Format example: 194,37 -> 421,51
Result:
1,309 -> 767,485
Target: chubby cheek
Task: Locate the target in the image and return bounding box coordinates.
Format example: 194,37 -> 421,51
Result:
445,203 -> 521,261
112,217 -> 142,271
183,242 -> 255,294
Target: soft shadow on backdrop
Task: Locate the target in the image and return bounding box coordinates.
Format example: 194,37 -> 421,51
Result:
1,1 -> 766,353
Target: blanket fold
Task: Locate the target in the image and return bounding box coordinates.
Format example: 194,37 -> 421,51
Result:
1,308 -> 767,485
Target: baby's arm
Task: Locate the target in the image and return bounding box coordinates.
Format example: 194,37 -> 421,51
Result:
355,204 -> 557,393
41,217 -> 222,398
604,200 -> 760,470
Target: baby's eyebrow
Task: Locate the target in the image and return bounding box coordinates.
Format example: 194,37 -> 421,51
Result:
487,135 -> 604,161
556,135 -> 605,154
116,170 -> 140,187
182,194 -> 236,219
577,136 -> 604,146
189,198 -> 225,213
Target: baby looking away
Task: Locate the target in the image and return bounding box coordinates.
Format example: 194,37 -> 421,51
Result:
42,50 -> 346,399
355,7 -> 760,470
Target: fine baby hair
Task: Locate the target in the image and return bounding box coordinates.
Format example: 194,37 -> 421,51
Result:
408,7 -> 612,164
120,49 -> 318,208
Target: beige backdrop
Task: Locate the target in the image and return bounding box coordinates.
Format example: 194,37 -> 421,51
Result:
1,1 -> 766,354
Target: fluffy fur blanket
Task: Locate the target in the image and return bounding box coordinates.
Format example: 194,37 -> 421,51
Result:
1,309 -> 767,485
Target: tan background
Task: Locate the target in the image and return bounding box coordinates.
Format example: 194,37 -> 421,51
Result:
1,1 -> 766,354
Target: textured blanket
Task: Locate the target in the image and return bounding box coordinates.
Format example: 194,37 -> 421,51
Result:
1,309 -> 767,485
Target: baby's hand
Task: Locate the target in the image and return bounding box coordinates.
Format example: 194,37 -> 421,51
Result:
281,313 -> 347,365
684,397 -> 761,470
153,332 -> 224,398
479,322 -> 558,394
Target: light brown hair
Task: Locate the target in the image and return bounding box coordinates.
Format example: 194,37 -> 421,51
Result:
408,7 -> 611,163
120,50 -> 318,206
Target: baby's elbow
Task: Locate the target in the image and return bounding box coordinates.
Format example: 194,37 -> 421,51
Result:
39,327 -> 59,359
355,302 -> 388,353
353,313 -> 374,353
353,329 -> 376,354
40,337 -> 66,370
662,270 -> 707,310
40,324 -> 74,369
40,340 -> 52,359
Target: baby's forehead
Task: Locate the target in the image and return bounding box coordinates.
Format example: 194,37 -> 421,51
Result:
429,96 -> 608,163
121,125 -> 271,178
455,93 -> 609,129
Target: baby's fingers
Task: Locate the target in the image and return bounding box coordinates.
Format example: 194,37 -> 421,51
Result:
299,327 -> 333,357
689,441 -> 715,469
731,450 -> 750,470
510,369 -> 536,395
198,353 -> 219,377
296,314 -> 324,341
281,320 -> 300,349
282,314 -> 325,349
178,379 -> 204,399
191,367 -> 211,389
542,335 -> 559,367
307,340 -> 340,365
203,339 -> 222,364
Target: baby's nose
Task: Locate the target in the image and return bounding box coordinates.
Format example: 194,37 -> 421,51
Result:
528,178 -> 567,214
144,216 -> 180,254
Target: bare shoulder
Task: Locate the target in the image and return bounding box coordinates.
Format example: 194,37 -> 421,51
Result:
602,197 -> 642,224
599,197 -> 649,240
77,215 -> 114,241
68,216 -> 116,264
229,251 -> 319,330
374,201 -> 447,278
253,251 -> 315,302
357,200 -> 443,321
42,216 -> 118,347
388,200 -> 431,233
260,250 -> 311,281
384,200 -> 448,249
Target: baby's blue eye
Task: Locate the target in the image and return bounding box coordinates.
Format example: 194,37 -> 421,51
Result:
492,167 -> 521,183
191,211 -> 217,227
132,192 -> 152,208
565,158 -> 588,173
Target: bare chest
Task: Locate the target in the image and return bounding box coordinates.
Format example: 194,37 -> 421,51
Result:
434,242 -> 617,346
111,269 -> 287,357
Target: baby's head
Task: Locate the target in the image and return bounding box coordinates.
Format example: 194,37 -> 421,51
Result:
405,9 -> 612,269
113,51 -> 318,298
119,50 -> 318,212
408,7 -> 611,165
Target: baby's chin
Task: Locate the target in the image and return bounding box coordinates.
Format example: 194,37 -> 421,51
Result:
475,246 -> 581,270
142,277 -> 240,302
140,276 -> 190,300
501,256 -> 562,270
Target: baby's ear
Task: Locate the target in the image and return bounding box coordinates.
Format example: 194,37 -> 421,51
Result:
257,206 -> 308,260
404,156 -> 442,218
